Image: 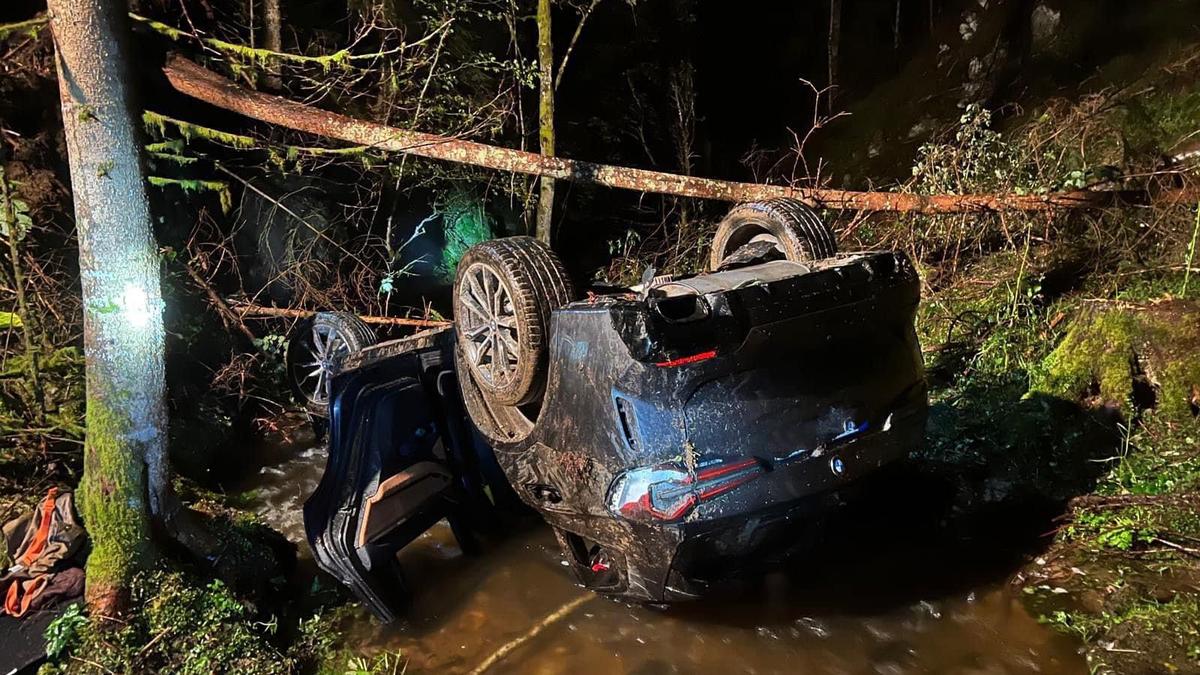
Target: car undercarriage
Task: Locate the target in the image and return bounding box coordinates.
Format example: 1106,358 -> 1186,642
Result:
300,200 -> 928,619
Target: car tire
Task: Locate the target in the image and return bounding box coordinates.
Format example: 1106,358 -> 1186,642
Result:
454,344 -> 537,446
286,311 -> 377,416
452,236 -> 574,407
708,198 -> 837,271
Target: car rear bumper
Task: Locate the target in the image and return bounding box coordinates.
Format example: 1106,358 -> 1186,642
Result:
592,401 -> 926,602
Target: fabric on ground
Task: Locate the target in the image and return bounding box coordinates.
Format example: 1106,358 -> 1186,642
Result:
0,489 -> 86,619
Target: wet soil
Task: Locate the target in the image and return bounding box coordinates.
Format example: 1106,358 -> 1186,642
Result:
231,436 -> 1088,674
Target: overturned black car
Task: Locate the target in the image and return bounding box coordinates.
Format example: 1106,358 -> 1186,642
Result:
299,199 -> 928,620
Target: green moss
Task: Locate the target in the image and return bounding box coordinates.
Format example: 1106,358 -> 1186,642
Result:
148,151 -> 200,166
1043,594 -> 1200,673
267,144 -> 376,173
1032,302 -> 1200,422
148,176 -> 233,213
40,570 -> 308,675
1033,308 -> 1138,409
77,397 -> 155,598
143,111 -> 376,174
130,14 -> 358,71
0,16 -> 48,42
143,111 -> 258,150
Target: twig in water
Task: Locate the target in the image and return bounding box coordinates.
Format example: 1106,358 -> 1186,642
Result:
468,594 -> 594,675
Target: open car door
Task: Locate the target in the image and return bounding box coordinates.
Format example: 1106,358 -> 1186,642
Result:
303,327 -> 498,622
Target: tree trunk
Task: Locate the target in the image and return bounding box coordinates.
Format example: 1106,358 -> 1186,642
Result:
535,0 -> 556,244
828,0 -> 842,108
894,0 -> 902,50
162,55 -> 1196,214
48,0 -> 166,617
262,0 -> 283,89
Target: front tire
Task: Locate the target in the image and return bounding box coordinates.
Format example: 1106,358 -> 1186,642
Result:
286,311 -> 376,416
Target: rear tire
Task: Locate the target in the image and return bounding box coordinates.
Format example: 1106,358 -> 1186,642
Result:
454,343 -> 537,445
709,198 -> 837,271
452,237 -> 573,407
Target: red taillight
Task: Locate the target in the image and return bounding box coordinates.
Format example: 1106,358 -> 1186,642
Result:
607,458 -> 763,522
654,350 -> 718,368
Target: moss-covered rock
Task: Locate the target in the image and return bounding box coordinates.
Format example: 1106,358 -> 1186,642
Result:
185,497 -> 297,601
1032,300 -> 1200,422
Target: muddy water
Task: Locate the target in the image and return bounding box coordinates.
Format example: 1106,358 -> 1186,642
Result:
236,438 -> 1087,675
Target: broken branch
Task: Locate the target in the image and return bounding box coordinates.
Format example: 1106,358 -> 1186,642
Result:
229,300 -> 450,328
1067,492 -> 1200,510
162,55 -> 1187,214
468,594 -> 594,675
183,258 -> 259,345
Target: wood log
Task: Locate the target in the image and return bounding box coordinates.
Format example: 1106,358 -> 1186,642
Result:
162,54 -> 1188,214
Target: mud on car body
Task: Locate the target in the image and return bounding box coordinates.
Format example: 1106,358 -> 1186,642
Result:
301,199 -> 928,618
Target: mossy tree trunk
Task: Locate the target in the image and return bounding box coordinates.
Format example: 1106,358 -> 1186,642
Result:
536,0 -> 556,244
48,0 -> 167,617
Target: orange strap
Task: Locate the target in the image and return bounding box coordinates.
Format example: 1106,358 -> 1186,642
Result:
3,575 -> 49,618
18,487 -> 58,568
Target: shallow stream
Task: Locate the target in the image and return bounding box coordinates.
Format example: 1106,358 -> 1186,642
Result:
233,434 -> 1087,675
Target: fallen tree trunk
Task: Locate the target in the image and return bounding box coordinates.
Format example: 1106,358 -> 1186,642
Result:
163,54 -> 1187,214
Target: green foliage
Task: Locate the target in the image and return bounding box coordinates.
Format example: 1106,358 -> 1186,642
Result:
1184,205 -> 1199,296
1043,595 -> 1200,672
1121,87 -> 1200,155
911,105 -> 1038,195
0,346 -> 83,439
342,651 -> 407,675
253,333 -> 290,384
0,192 -> 32,240
438,189 -> 495,280
44,603 -> 88,658
288,610 -> 345,669
40,570 -> 311,675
